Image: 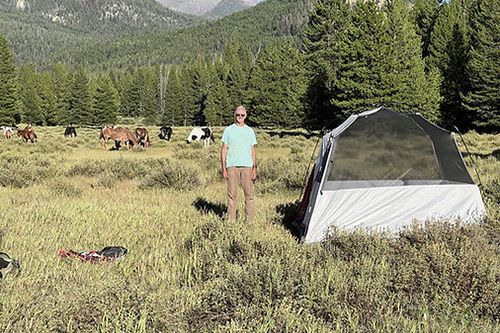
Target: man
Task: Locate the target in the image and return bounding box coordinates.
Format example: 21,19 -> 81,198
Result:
221,106 -> 257,222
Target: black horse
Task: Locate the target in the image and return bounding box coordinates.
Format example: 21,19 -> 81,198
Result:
158,126 -> 172,141
64,126 -> 77,137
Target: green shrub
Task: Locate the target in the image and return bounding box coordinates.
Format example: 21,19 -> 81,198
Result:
181,219 -> 499,332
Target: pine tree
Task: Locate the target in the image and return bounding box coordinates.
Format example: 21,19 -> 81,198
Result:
190,57 -> 210,126
178,65 -> 198,126
50,63 -> 71,125
223,34 -> 253,109
92,74 -> 120,126
428,0 -> 470,129
205,58 -> 232,126
0,34 -> 19,125
67,67 -> 91,125
19,65 -> 44,125
462,0 -> 500,132
329,0 -> 389,114
38,72 -> 57,126
383,0 -> 441,121
140,67 -> 160,125
246,40 -> 306,128
412,0 -> 441,62
302,0 -> 353,129
163,66 -> 185,126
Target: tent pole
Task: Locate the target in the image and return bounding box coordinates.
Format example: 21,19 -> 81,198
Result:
298,130 -> 323,202
453,126 -> 483,187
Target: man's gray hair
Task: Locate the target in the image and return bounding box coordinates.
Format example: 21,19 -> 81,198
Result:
235,105 -> 247,114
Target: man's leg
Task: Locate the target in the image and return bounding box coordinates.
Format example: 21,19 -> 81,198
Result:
227,167 -> 239,221
241,167 -> 255,223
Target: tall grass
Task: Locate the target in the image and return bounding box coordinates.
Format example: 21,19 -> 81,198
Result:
0,126 -> 498,332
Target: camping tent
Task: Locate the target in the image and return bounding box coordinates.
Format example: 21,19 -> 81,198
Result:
296,107 -> 485,243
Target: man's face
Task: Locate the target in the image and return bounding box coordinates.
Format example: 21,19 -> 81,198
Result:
235,109 -> 246,125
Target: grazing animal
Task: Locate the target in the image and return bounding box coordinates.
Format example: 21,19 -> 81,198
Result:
158,126 -> 172,141
1,126 -> 13,139
17,125 -> 37,143
64,125 -> 77,137
135,127 -> 150,148
100,126 -> 138,150
0,252 -> 20,279
187,127 -> 214,147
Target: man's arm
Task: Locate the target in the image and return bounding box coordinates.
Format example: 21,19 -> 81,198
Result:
251,145 -> 257,181
221,143 -> 228,180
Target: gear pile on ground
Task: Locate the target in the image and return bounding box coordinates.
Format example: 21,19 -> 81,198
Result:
58,246 -> 128,263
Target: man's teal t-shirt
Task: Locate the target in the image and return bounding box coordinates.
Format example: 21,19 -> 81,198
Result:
222,124 -> 257,168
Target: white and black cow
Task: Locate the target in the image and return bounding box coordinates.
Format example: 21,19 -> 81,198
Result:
158,126 -> 173,141
186,127 -> 214,147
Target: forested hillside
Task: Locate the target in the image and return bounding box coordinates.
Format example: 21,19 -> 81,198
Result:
60,0 -> 312,69
0,0 -> 197,65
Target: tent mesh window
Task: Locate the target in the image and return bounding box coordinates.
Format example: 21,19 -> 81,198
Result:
325,109 -> 473,190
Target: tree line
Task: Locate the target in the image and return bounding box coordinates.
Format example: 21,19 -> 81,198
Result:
0,0 -> 497,132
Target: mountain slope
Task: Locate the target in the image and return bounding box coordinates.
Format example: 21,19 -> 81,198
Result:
64,0 -> 314,69
1,0 -> 195,34
203,0 -> 252,19
155,0 -> 221,15
157,0 -> 265,18
0,0 -> 197,64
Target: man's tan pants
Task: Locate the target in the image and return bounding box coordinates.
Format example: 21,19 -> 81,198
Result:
227,167 -> 255,222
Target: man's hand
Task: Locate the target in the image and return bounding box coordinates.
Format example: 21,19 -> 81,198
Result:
251,167 -> 257,181
222,168 -> 228,180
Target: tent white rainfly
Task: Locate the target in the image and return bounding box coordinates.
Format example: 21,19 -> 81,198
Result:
296,107 -> 485,243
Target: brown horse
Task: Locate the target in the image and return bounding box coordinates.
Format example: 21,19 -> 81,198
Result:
135,127 -> 150,148
17,125 -> 37,143
100,126 -> 138,150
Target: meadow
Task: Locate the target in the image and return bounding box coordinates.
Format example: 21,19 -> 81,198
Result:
0,125 -> 498,333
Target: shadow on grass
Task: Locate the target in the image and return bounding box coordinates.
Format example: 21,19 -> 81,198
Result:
265,130 -> 316,139
274,201 -> 302,240
463,148 -> 500,160
193,197 -> 226,219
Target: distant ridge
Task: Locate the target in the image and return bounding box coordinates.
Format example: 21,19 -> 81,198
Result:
203,0 -> 252,19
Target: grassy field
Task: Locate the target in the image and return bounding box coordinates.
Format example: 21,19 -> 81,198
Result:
0,126 -> 498,332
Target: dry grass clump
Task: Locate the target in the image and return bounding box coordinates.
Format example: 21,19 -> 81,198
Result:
67,158 -> 170,180
48,180 -> 83,198
0,154 -> 58,188
139,162 -> 202,190
257,157 -> 307,193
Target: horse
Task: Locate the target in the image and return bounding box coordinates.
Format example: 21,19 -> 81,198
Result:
1,126 -> 13,139
158,126 -> 172,141
100,126 -> 138,150
64,125 -> 77,137
135,127 -> 150,148
17,125 -> 37,143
